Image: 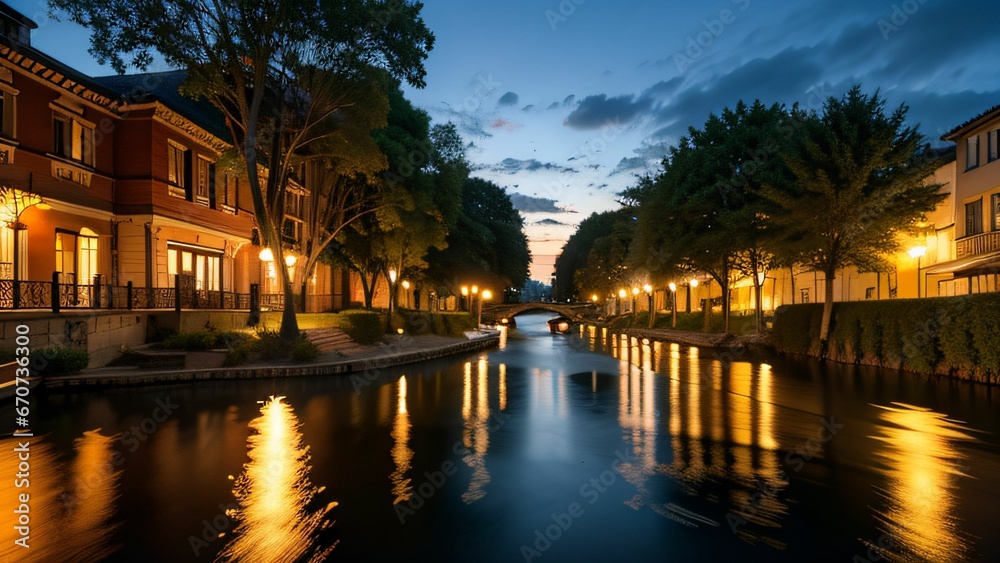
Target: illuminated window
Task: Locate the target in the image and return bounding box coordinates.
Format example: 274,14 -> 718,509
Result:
167,243 -> 221,291
167,142 -> 189,198
77,228 -> 98,284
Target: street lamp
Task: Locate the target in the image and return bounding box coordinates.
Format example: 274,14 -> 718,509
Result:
402,280 -> 411,309
631,287 -> 639,316
908,246 -> 926,298
1,188 -> 50,307
686,278 -> 699,312
668,282 -> 678,329
387,268 -> 398,331
617,288 -> 626,316
477,289 -> 492,330
460,285 -> 469,311
643,284 -> 654,328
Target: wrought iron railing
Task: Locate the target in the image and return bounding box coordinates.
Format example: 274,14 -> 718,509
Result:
0,273 -> 256,312
956,231 -> 1000,258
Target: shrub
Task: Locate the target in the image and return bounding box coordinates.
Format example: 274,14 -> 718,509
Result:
223,337 -> 257,366
338,310 -> 384,344
772,304 -> 823,355
291,337 -> 321,362
162,330 -> 217,351
30,347 -> 89,375
254,328 -> 288,360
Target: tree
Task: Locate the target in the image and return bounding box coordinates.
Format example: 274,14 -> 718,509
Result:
554,209 -> 627,301
633,101 -> 796,332
51,0 -> 434,339
767,86 -> 946,345
425,178 -> 531,295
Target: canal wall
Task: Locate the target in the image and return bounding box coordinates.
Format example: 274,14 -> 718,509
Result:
772,294 -> 1000,384
37,335 -> 499,393
0,311 -> 147,369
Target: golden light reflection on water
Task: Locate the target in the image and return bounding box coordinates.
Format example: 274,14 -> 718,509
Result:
217,396 -> 337,563
0,431 -> 120,562
867,403 -> 974,562
390,376 -> 414,503
461,356 -> 493,504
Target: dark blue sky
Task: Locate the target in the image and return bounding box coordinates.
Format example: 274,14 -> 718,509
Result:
16,0 -> 1000,280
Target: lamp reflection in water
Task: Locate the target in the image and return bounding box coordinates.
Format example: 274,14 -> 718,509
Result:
461,357 -> 491,503
390,376 -> 414,503
0,431 -> 119,562
217,396 -> 337,562
866,403 -> 973,562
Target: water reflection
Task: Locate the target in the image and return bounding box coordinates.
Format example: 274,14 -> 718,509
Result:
592,332 -> 790,541
390,376 -> 414,503
0,431 -> 120,562
461,357 -> 492,503
867,403 -> 975,562
217,396 -> 337,562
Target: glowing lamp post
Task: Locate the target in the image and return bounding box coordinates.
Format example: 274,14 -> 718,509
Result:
631,287 -> 639,316
460,285 -> 469,311
643,284 -> 654,328
477,289 -> 492,331
387,268 -> 397,331
688,278 -> 699,312
909,246 -> 926,298
668,282 -> 678,328
402,280 -> 411,308
617,288 -> 626,316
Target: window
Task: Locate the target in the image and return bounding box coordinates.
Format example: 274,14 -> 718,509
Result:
989,129 -> 999,163
52,113 -> 94,166
966,199 -> 983,236
195,156 -> 213,205
167,243 -> 221,291
77,229 -> 98,284
0,89 -> 14,139
167,142 -> 192,199
220,171 -> 238,212
54,228 -> 98,286
282,218 -> 302,242
285,191 -> 304,219
966,135 -> 979,170
992,193 -> 1000,231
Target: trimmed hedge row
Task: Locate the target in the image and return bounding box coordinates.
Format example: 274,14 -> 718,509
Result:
773,293 -> 1000,383
393,310 -> 476,337
338,310 -> 385,344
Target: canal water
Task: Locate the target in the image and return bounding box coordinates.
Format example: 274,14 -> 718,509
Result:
3,312 -> 1000,562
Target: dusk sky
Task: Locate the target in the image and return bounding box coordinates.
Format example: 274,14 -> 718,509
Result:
15,0 -> 1000,282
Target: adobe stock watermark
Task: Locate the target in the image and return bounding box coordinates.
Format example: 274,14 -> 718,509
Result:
518,449 -> 636,562
877,0 -> 929,41
673,0 -> 751,74
545,0 -> 586,31
395,406 -> 511,524
726,415 -> 844,533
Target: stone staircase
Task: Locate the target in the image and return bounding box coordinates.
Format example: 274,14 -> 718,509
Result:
303,327 -> 368,357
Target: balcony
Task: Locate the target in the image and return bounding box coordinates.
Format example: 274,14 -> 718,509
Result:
956,231 -> 1000,258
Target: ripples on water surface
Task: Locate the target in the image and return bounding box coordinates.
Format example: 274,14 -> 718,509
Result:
2,312 -> 999,562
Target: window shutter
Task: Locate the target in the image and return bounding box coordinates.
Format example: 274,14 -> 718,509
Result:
184,150 -> 193,200
209,162 -> 217,208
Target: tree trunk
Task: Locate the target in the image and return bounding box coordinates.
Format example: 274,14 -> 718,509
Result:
754,280 -> 763,334
702,279 -> 712,332
277,255 -> 300,340
819,272 -> 836,350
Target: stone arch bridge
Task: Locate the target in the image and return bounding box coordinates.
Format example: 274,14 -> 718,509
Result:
480,302 -> 599,323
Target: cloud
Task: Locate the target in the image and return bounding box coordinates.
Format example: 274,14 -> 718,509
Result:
564,94 -> 655,130
547,101 -> 560,110
522,104 -> 535,112
509,193 -> 575,214
481,158 -> 567,174
490,119 -> 522,132
498,91 -> 519,106
562,95 -> 575,106
534,218 -> 571,226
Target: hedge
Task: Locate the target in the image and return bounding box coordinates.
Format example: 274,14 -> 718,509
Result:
338,310 -> 385,344
391,310 -> 476,337
30,347 -> 90,375
773,293 -> 1000,383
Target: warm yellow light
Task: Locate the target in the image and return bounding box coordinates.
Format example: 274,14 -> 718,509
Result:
36,202 -> 52,211
591,294 -> 598,302
632,287 -> 640,296
389,269 -> 397,284
284,254 -> 296,267
402,280 -> 410,290
471,285 -> 479,295
618,289 -> 627,298
690,278 -> 699,288
668,282 -> 677,292
258,248 -> 274,262
643,284 -> 652,294
908,246 -> 927,259
482,289 -> 493,300
461,286 -> 469,296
